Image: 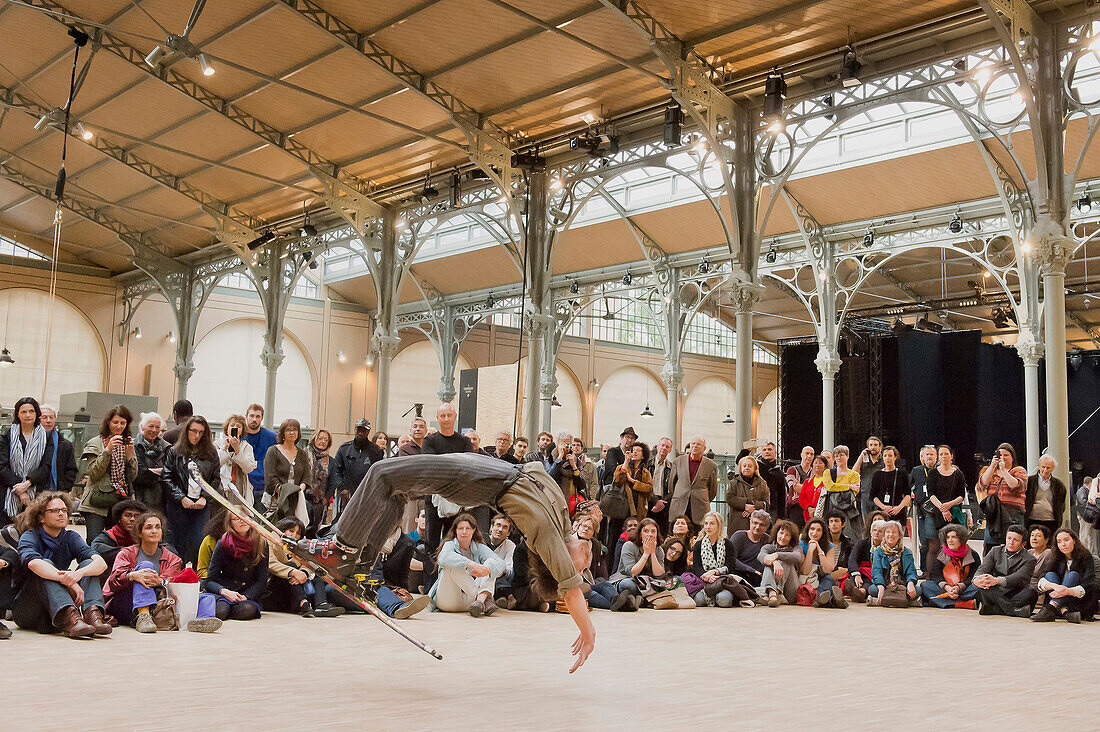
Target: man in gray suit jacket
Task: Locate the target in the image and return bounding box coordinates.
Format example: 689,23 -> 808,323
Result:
669,436 -> 719,526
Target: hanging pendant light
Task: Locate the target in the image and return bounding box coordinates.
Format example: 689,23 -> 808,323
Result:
640,404 -> 654,419
0,347 -> 13,367
722,412 -> 734,424
551,394 -> 562,409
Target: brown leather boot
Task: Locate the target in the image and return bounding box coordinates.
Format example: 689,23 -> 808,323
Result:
55,606 -> 95,638
83,606 -> 113,635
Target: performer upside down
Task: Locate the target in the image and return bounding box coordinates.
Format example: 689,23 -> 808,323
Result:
294,452 -> 596,673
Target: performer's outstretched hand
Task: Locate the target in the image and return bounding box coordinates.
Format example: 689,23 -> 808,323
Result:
562,587 -> 595,673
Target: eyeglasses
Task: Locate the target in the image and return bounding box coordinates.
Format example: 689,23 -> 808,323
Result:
44,507 -> 69,515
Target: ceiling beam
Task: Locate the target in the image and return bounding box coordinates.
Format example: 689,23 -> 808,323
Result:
1067,309 -> 1100,348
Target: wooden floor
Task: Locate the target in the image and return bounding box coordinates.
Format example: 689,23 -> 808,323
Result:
3,600 -> 1095,730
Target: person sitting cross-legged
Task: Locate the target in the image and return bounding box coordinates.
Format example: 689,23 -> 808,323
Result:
759,519 -> 803,608
1032,528 -> 1098,623
266,517 -> 343,619
13,492 -> 111,637
920,523 -> 980,609
869,520 -> 918,607
972,524 -> 1037,618
202,512 -> 268,621
845,511 -> 888,602
90,499 -> 148,572
105,511 -> 221,633
429,512 -> 504,618
800,517 -> 846,609
728,510 -> 771,587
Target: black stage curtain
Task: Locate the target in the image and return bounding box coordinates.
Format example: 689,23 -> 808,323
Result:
1067,352 -> 1100,482
976,342 -> 1027,478
779,343 -> 821,461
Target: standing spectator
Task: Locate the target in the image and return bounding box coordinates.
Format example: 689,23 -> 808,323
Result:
305,429 -> 333,534
37,405 -> 77,493
203,512 -> 268,621
512,436 -> 529,463
572,438 -> 598,497
215,414 -> 257,508
924,445 -> 968,568
726,455 -> 769,536
0,526 -> 16,638
973,525 -> 1037,617
755,442 -> 786,522
785,446 -> 815,530
759,519 -> 803,607
1025,455 -> 1066,535
920,523 -> 980,609
421,402 -> 477,548
648,436 -> 674,534
429,512 -> 503,617
910,445 -> 938,571
242,403 -> 277,506
595,443 -> 610,486
373,431 -> 390,456
399,417 -> 428,456
853,435 -> 885,519
330,419 -> 385,518
669,436 -> 718,528
79,405 -> 138,539
13,492 -> 110,637
263,419 -> 311,524
161,416 -> 220,568
466,431 -> 490,457
820,446 -> 861,537
870,446 -> 910,531
601,427 -> 636,485
524,431 -> 554,468
89,499 -> 147,571
549,431 -> 587,506
133,412 -> 170,514
1,397 -> 54,526
869,520 -> 918,606
614,441 -> 652,521
798,454 -> 830,524
1032,528 -> 1097,622
488,430 -> 518,463
977,442 -> 1028,550
729,509 -> 771,586
160,399 -> 193,447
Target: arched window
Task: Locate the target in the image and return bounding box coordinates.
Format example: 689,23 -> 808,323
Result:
189,320 -> 314,427
593,367 -> 667,447
757,388 -> 780,447
388,340 -> 473,431
0,288 -> 105,407
682,377 -> 738,455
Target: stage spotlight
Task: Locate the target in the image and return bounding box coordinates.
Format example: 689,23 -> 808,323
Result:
991,307 -> 1012,329
246,231 -> 276,251
765,239 -> 778,263
840,46 -> 862,88
485,293 -> 495,308
948,212 -> 963,233
1077,191 -> 1093,213
862,228 -> 875,248
622,272 -> 633,286
663,99 -> 683,146
698,258 -> 711,274
198,53 -> 215,77
145,46 -> 167,68
763,68 -> 787,132
569,279 -> 580,294
74,123 -> 92,140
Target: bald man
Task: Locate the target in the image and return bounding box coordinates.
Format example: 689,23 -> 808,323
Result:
421,403 -> 479,553
669,436 -> 719,526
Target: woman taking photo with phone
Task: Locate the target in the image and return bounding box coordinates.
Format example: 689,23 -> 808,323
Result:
614,442 -> 652,521
216,414 -> 256,508
80,405 -> 138,539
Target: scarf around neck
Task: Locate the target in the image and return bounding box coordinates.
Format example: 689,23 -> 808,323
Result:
106,522 -> 134,547
109,438 -> 128,496
36,526 -> 62,562
221,531 -> 255,560
882,540 -> 903,583
6,424 -> 46,517
942,543 -> 968,559
699,534 -> 725,571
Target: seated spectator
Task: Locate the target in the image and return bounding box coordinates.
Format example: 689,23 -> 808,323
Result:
869,520 -> 918,607
973,524 -> 1037,618
798,454 -> 830,524
726,455 -> 769,536
662,537 -> 689,577
512,437 -> 529,463
668,514 -> 694,556
571,510 -> 606,582
90,499 -> 148,570
0,527 -> 15,638
266,517 -> 341,618
104,511 -> 220,633
197,515 -> 223,580
133,412 -> 170,515
367,530 -> 430,620
486,514 -> 516,600
919,523 -> 980,609
824,510 -> 852,591
611,517 -> 665,607
1025,455 -> 1065,535
690,511 -> 740,608
1032,528 -> 1098,623
870,446 -> 910,531
846,512 -> 889,602
800,517 -> 845,608
202,512 -> 267,621
429,512 -> 504,618
729,509 -> 771,586
614,442 -> 653,521
215,414 -> 257,508
1029,524 -> 1055,606
611,516 -> 640,575
977,442 -> 1028,550
1,397 -> 55,527
13,492 -> 111,637
507,540 -> 551,613
759,519 -> 803,607
79,405 -> 138,540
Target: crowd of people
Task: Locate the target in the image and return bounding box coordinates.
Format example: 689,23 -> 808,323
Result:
0,392 -> 1096,640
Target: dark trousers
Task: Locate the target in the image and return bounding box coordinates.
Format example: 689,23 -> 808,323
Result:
214,597 -> 261,620
647,504 -> 669,537
977,585 -> 1037,615
82,513 -> 107,543
13,559 -> 104,632
265,575 -> 308,613
165,502 -> 209,569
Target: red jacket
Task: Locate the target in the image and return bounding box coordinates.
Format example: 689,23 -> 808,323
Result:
104,544 -> 183,600
799,476 -> 825,522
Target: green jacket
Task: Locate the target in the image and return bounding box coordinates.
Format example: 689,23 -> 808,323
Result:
80,435 -> 138,517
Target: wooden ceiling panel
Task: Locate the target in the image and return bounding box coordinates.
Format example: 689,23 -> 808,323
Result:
184,164 -> 278,205
307,0 -> 439,34
124,186 -> 208,223
81,81 -> 202,142
758,184 -> 798,237
152,115 -> 268,162
249,185 -> 317,221
67,162 -> 160,203
293,114 -> 415,164
410,247 -> 522,294
325,272 -> 376,309
552,7 -> 656,61
0,194 -> 58,234
276,48 -> 408,106
201,7 -> 336,79
231,83 -> 340,132
343,141 -> 467,187
360,90 -> 458,133
373,0 -> 535,73
0,6 -> 79,77
501,0 -> 597,20
434,31 -> 625,111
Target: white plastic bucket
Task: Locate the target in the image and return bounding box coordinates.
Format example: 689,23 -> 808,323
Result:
167,582 -> 200,626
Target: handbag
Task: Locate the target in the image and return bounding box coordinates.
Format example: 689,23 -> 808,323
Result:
151,586 -> 180,631
795,583 -> 817,606
879,583 -> 910,608
1077,485 -> 1100,526
680,572 -> 705,596
831,489 -> 855,512
599,483 -> 631,520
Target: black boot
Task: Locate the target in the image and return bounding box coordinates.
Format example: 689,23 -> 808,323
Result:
289,536 -> 362,581
1031,604 -> 1057,622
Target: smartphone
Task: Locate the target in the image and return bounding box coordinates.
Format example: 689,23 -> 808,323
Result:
230,426 -> 240,439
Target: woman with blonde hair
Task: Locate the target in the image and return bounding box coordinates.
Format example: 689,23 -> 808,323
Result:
726,455 -> 769,536
215,414 -> 256,507
870,520 -> 918,606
